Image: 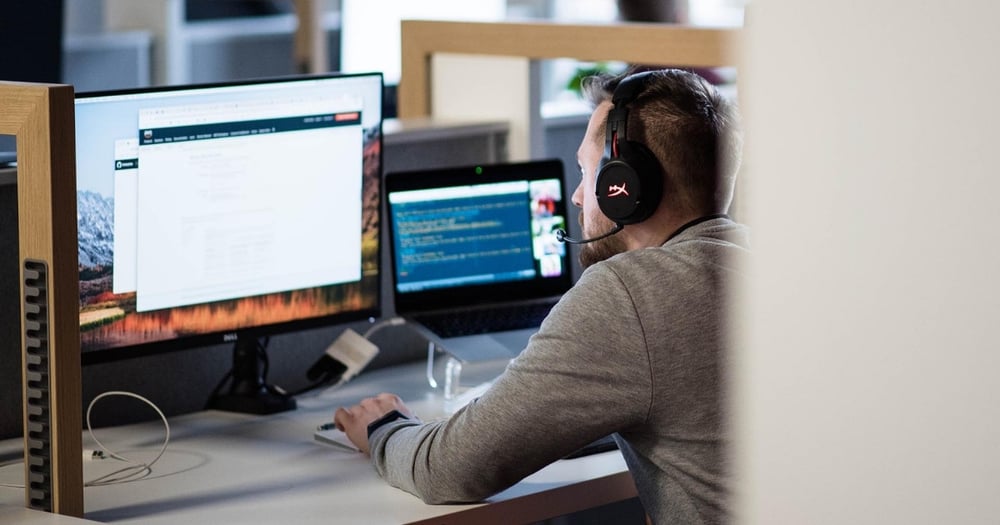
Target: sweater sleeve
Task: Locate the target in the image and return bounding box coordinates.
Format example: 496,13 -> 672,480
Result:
367,264 -> 653,504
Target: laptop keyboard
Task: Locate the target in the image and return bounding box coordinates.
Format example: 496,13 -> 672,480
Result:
413,301 -> 556,338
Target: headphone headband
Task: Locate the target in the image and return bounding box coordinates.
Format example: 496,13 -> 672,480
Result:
612,70 -> 657,106
606,71 -> 653,148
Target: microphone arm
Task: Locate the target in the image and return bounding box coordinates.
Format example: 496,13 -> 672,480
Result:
555,223 -> 624,245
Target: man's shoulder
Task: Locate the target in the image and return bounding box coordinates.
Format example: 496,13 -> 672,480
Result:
586,220 -> 749,281
577,248 -> 676,289
671,217 -> 751,249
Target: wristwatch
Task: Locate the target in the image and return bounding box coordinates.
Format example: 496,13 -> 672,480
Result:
366,409 -> 410,438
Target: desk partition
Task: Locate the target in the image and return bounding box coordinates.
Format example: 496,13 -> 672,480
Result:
0,82 -> 83,516
398,20 -> 740,118
397,20 -> 741,159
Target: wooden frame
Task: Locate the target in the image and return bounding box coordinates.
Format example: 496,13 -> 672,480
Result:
398,20 -> 741,119
292,0 -> 328,74
0,82 -> 83,516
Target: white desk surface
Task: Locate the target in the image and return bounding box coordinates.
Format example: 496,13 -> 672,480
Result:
0,506 -> 102,525
1,360 -> 635,524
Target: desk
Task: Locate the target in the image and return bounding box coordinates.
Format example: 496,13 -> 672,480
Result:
1,360 -> 635,524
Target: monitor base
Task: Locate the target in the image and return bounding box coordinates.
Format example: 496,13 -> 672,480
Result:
206,337 -> 297,415
206,388 -> 296,415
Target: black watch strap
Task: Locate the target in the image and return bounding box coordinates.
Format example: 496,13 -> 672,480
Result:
367,409 -> 409,439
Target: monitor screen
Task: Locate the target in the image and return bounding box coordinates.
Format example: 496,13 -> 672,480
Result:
75,72 -> 383,364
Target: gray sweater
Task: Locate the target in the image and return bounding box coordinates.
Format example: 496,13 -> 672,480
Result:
370,217 -> 750,524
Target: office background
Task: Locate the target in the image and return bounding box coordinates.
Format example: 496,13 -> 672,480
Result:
3,1 -> 1000,524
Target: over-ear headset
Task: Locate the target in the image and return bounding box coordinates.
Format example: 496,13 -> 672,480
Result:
596,71 -> 664,225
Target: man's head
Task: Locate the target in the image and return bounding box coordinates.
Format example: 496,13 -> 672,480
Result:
572,68 -> 742,268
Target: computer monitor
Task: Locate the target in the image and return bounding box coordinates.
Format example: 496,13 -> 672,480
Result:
74,72 -> 383,412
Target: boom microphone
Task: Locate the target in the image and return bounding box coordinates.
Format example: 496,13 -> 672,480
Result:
554,223 -> 624,245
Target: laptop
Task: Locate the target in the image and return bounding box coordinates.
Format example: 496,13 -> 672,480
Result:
385,159 -> 574,362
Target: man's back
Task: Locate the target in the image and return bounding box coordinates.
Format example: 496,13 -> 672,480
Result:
368,217 -> 749,524
589,217 -> 748,523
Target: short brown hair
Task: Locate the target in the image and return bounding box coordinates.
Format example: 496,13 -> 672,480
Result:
581,68 -> 742,215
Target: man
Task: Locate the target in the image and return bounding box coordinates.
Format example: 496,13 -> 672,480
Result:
334,68 -> 749,524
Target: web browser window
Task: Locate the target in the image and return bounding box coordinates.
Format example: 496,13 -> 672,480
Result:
133,97 -> 364,312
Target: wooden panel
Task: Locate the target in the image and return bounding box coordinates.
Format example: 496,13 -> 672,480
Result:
292,0 -> 328,74
0,82 -> 83,517
399,20 -> 741,118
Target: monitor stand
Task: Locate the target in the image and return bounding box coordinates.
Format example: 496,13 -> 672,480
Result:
206,337 -> 297,415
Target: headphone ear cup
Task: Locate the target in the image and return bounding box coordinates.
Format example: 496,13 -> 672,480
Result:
596,159 -> 642,223
596,140 -> 663,224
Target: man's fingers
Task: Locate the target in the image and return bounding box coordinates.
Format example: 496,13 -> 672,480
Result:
359,396 -> 383,413
336,393 -> 411,431
333,407 -> 353,430
375,392 -> 401,403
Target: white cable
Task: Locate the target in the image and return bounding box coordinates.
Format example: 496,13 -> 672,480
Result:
85,391 -> 170,486
362,316 -> 406,339
0,391 -> 170,490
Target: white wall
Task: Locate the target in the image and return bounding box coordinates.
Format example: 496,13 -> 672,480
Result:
736,1 -> 1000,523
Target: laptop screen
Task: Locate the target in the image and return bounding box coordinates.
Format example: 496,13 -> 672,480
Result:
386,159 -> 573,313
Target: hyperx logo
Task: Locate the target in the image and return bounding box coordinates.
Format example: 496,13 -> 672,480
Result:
607,183 -> 629,197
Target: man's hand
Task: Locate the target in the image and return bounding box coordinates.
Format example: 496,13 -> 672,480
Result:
334,393 -> 415,455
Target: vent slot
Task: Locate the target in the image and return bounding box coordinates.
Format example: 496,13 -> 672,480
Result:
23,259 -> 52,512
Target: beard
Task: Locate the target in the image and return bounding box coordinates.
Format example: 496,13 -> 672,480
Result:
578,211 -> 628,269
